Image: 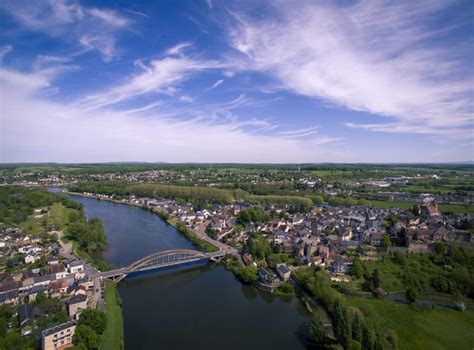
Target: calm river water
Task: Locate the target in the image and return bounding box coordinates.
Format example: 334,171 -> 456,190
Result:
62,193 -> 311,349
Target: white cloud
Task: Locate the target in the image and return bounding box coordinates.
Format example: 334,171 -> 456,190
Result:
179,95 -> 194,103
81,56 -> 222,109
228,0 -> 473,137
124,9 -> 150,19
0,67 -> 342,163
0,45 -> 13,63
88,8 -> 130,28
166,42 -> 193,56
208,79 -> 224,90
0,0 -> 131,61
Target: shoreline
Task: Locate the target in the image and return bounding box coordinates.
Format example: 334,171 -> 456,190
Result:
63,190 -> 221,252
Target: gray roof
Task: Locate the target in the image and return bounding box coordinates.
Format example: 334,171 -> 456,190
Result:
42,321 -> 76,337
18,303 -> 33,324
69,294 -> 87,305
276,264 -> 291,275
30,285 -> 46,294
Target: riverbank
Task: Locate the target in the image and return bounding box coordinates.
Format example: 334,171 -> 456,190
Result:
65,191 -> 220,253
168,220 -> 219,252
100,282 -> 124,350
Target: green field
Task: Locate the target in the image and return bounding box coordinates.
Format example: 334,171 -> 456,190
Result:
100,283 -> 124,350
348,297 -> 474,350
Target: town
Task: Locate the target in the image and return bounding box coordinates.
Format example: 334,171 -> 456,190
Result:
0,163 -> 473,350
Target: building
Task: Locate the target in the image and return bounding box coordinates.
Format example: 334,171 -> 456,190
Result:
276,263 -> 291,281
24,254 -> 36,264
258,267 -> 274,284
18,303 -> 34,336
42,321 -> 76,350
67,294 -> 87,320
67,261 -> 84,274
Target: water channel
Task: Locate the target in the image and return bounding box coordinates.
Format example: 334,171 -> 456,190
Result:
61,193 -> 311,349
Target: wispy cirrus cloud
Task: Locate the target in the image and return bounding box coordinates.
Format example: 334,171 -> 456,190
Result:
166,42 -> 193,56
208,79 -> 224,90
228,0 -> 473,138
0,64 -> 344,163
0,45 -> 13,63
0,0 -> 131,61
81,55 -> 222,110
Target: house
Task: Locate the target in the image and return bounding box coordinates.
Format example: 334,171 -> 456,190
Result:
28,285 -> 47,302
258,267 -> 274,284
273,231 -> 286,245
68,294 -> 87,320
329,259 -> 349,273
242,254 -> 254,266
67,261 -> 84,274
47,264 -> 68,279
42,321 -> 76,350
24,254 -> 36,264
421,203 -> 441,219
49,280 -> 70,299
47,257 -> 59,265
276,263 -> 291,281
370,231 -> 384,247
0,289 -> 19,306
18,303 -> 34,336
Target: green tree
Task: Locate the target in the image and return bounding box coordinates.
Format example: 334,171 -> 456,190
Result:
0,317 -> 7,338
362,325 -> 375,350
351,257 -> 364,279
333,299 -> 352,349
351,310 -> 364,342
73,325 -> 101,349
382,235 -> 392,248
372,268 -> 381,289
233,266 -> 258,284
77,309 -> 106,334
308,317 -> 327,344
405,287 -> 418,303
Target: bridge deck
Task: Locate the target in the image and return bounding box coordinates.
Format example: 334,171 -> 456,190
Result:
99,249 -> 225,281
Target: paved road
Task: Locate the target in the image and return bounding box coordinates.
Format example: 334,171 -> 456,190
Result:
194,221 -> 239,255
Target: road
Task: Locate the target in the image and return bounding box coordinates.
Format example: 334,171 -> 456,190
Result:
194,220 -> 239,256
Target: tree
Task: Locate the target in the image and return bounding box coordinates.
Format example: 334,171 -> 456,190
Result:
382,235 -> 392,248
405,288 -> 418,303
372,268 -> 381,289
351,310 -> 364,342
73,325 -> 101,349
362,325 -> 375,350
233,266 -> 257,284
351,257 -> 364,279
308,317 -> 327,344
0,317 -> 7,338
77,309 -> 106,335
333,299 -> 352,349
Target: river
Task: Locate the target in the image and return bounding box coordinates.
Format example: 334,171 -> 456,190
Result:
61,193 -> 311,349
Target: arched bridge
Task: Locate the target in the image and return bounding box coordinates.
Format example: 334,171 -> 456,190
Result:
99,249 -> 225,282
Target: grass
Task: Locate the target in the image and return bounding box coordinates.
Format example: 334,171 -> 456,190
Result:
170,220 -> 219,252
348,297 -> 474,350
100,283 -> 124,350
19,215 -> 44,235
19,202 -> 75,236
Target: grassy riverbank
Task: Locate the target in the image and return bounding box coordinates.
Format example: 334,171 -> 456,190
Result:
170,220 -> 219,252
100,283 -> 124,350
348,297 -> 474,350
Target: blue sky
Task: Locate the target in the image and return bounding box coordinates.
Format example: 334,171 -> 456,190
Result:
0,0 -> 472,163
